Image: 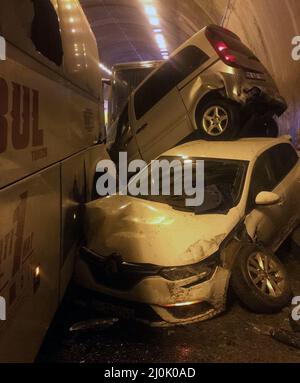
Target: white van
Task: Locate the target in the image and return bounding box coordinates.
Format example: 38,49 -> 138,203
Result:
0,0 -> 108,362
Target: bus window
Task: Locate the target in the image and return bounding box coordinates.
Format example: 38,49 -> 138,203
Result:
31,0 -> 63,66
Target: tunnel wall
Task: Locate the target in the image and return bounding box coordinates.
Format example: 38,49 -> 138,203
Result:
224,0 -> 300,142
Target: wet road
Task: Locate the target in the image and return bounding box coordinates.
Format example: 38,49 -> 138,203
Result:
37,241 -> 300,363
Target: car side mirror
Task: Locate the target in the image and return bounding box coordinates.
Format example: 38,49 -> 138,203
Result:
255,191 -> 281,206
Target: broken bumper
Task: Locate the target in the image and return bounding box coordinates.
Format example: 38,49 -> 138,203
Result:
74,247 -> 230,325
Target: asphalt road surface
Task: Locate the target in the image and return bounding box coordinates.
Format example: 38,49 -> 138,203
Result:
37,240 -> 300,363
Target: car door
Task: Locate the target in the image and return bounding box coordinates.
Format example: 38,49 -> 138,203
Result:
130,65 -> 188,163
244,148 -> 289,249
267,143 -> 300,244
130,46 -> 209,163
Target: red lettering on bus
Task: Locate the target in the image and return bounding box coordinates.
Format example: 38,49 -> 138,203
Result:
0,78 -> 43,152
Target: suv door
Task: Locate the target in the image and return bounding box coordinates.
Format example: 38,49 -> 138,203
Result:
131,46 -> 208,163
245,149 -> 286,249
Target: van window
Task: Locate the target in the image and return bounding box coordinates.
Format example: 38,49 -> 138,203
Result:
31,0 -> 63,66
268,144 -> 299,185
111,66 -> 157,122
134,46 -> 209,120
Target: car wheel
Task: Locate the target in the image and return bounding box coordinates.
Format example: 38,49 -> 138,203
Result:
196,98 -> 240,140
231,244 -> 292,313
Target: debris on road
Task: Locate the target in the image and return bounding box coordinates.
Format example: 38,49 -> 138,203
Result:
249,322 -> 300,350
69,318 -> 119,332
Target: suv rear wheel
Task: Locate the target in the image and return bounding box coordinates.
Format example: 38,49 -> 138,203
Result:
196,98 -> 240,140
231,244 -> 292,313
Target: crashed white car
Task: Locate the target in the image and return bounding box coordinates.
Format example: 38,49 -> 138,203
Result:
75,137 -> 299,325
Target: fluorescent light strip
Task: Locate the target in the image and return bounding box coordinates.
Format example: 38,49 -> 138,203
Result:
141,1 -> 169,59
99,63 -> 112,76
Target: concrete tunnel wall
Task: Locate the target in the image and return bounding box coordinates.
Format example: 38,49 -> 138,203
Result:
177,0 -> 300,141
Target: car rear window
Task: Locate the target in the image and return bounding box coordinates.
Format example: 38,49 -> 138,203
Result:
134,46 -> 208,120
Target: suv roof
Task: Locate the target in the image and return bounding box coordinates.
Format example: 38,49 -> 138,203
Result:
164,137 -> 293,161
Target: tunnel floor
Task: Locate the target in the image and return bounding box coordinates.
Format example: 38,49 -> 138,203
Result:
37,241 -> 300,363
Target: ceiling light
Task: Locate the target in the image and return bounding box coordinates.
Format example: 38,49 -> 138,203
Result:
144,5 -> 157,16
155,34 -> 167,50
99,63 -> 112,76
149,17 -> 159,26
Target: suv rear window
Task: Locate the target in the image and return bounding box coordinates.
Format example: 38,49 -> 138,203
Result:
134,46 -> 208,120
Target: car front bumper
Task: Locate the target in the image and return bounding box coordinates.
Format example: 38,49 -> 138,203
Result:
74,247 -> 231,326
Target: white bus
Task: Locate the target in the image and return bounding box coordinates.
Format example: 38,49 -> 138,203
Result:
0,0 -> 108,362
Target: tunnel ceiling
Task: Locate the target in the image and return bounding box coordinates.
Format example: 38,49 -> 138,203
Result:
80,0 -> 227,67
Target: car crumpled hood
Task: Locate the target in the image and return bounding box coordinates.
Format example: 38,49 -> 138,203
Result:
85,195 -> 242,267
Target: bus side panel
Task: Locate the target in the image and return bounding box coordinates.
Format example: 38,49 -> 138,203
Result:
59,144 -> 110,300
60,152 -> 87,300
85,143 -> 111,202
0,165 -> 61,363
0,52 -> 100,189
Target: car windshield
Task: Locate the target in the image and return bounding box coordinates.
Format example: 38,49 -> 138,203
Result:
110,67 -> 157,121
128,157 -> 248,214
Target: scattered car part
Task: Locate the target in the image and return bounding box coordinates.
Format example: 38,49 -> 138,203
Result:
251,323 -> 300,350
69,318 -> 119,332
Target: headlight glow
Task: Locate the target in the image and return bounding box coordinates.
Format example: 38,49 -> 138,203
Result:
159,253 -> 220,282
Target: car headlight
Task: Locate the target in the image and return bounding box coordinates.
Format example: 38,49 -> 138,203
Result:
159,252 -> 220,282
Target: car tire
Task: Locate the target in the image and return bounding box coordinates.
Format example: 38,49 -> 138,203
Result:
195,98 -> 241,141
231,244 -> 292,313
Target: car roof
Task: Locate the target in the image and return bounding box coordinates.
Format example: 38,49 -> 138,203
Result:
163,137 -> 293,161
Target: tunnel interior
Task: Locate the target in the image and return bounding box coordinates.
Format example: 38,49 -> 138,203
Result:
81,0 -> 300,141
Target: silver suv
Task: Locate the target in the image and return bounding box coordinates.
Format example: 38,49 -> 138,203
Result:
110,25 -> 287,163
